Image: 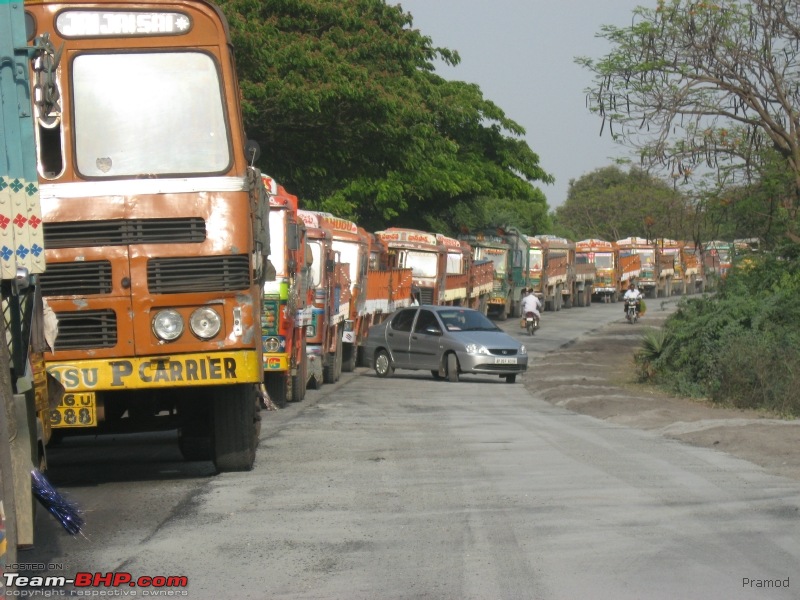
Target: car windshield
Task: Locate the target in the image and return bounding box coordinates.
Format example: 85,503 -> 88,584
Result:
437,310 -> 499,332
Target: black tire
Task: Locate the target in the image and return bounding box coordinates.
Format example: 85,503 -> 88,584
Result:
178,397 -> 212,461
323,329 -> 343,383
178,432 -> 213,461
290,339 -> 307,403
447,353 -> 459,383
265,372 -> 288,407
211,384 -> 258,472
505,374 -> 517,383
333,332 -> 343,382
374,349 -> 393,378
342,343 -> 357,373
431,370 -> 444,380
527,322 -> 535,336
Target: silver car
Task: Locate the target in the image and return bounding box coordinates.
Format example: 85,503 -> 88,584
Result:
363,305 -> 528,383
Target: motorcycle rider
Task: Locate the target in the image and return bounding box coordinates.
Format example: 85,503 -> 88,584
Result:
623,281 -> 642,315
521,288 -> 542,320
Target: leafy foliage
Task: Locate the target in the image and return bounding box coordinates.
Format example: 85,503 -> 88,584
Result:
218,0 -> 552,233
579,0 -> 800,245
553,166 -> 691,242
648,253 -> 800,415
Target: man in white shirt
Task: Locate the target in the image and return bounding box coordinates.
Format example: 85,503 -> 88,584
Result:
623,282 -> 642,314
520,288 -> 542,318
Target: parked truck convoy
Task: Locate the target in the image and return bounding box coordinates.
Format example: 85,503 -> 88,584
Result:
1,0 -> 754,562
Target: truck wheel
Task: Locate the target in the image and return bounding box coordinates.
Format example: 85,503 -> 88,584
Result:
211,384 -> 258,472
178,397 -> 212,461
374,349 -> 393,378
504,374 -> 517,384
333,332 -> 343,382
342,344 -> 357,373
291,360 -> 306,404
265,372 -> 289,407
446,353 -> 459,383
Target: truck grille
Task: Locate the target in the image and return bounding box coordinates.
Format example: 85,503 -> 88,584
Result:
43,218 -> 206,248
148,255 -> 250,293
53,309 -> 117,350
39,261 -> 112,296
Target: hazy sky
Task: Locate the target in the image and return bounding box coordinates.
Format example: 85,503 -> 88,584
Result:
394,0 -> 647,210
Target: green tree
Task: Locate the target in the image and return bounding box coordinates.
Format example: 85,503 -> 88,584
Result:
554,166 -> 690,242
218,0 -> 552,231
578,0 -> 800,244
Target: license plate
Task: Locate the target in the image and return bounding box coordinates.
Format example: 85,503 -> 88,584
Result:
494,357 -> 517,365
50,392 -> 97,428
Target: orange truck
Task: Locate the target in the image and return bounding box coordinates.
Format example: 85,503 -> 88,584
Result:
311,213 -> 370,372
576,239 -> 642,302
36,0 -> 268,471
364,234 -> 413,326
261,176 -> 315,405
298,210 -> 348,385
681,243 -> 704,293
378,227 -> 446,305
463,241 -> 494,312
616,237 -> 673,299
533,235 -> 579,311
576,239 -> 617,302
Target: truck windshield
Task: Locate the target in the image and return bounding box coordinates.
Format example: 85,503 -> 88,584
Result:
268,211 -> 287,278
529,249 -> 542,271
638,249 -> 655,267
308,241 -> 323,288
332,240 -> 361,284
593,252 -> 613,269
446,252 -> 463,275
404,250 -> 438,278
72,52 -> 230,177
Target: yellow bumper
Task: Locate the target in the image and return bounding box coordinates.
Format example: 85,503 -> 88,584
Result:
46,350 -> 261,392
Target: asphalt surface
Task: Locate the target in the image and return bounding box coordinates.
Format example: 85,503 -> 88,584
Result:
15,299 -> 800,600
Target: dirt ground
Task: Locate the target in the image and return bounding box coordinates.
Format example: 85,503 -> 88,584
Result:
524,307 -> 800,482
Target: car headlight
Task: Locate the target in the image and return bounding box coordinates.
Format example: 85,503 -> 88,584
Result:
519,344 -> 527,355
190,307 -> 221,340
152,309 -> 183,341
465,343 -> 490,355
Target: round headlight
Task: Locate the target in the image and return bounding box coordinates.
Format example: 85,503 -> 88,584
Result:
264,337 -> 281,353
519,344 -> 527,355
152,309 -> 184,341
190,307 -> 221,340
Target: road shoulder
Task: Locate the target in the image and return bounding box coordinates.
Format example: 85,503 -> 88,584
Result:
524,306 -> 800,482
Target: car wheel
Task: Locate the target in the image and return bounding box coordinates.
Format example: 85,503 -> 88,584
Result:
446,353 -> 459,383
374,349 -> 394,378
431,370 -> 444,380
505,374 -> 517,384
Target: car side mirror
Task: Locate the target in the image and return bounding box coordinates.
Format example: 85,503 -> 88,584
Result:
425,326 -> 442,336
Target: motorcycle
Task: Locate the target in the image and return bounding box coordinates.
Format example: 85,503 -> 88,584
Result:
524,311 -> 540,335
625,299 -> 639,324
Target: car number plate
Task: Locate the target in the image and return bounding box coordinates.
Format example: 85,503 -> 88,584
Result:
50,392 -> 97,428
494,357 -> 517,364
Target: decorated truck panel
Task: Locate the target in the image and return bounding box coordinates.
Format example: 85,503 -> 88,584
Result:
261,176 -> 314,406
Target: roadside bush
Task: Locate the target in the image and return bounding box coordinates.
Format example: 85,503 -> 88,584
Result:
647,253 -> 800,416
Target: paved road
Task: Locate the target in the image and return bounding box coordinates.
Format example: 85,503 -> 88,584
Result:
18,300 -> 800,599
